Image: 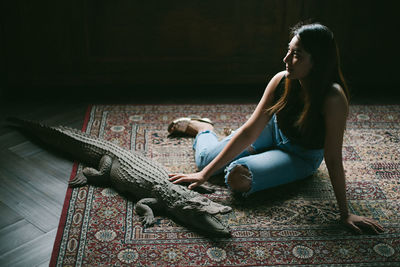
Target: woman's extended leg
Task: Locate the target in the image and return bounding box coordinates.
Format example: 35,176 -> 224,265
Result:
193,130 -> 241,173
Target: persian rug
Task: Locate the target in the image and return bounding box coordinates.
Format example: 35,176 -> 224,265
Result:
50,104 -> 399,266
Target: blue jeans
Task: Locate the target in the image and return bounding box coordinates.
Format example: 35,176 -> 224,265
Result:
193,114 -> 324,196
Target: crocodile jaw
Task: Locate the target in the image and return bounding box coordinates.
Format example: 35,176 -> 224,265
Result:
174,210 -> 231,238
194,213 -> 231,238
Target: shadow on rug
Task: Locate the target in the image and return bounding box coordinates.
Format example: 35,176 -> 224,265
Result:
50,104 -> 399,266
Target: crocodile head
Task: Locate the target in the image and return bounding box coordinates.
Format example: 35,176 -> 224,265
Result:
173,209 -> 231,238
183,195 -> 232,214
160,186 -> 232,237
170,195 -> 232,237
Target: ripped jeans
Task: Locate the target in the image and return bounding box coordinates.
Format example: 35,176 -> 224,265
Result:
193,114 -> 324,196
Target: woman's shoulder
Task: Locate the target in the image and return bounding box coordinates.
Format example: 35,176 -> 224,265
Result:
323,83 -> 349,115
267,71 -> 286,92
274,71 -> 287,82
326,83 -> 348,102
262,71 -> 286,95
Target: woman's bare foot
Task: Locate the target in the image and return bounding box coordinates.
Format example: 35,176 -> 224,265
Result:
186,120 -> 214,136
168,117 -> 214,137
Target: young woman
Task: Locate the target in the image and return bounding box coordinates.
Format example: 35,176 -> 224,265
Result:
168,22 -> 384,234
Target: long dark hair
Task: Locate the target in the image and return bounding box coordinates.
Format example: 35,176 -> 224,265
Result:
268,22 -> 349,133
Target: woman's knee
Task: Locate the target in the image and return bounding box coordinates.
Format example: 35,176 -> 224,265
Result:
195,150 -> 212,170
226,165 -> 252,192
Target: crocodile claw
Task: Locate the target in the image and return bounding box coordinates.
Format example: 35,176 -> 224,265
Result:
69,172 -> 88,187
140,216 -> 156,228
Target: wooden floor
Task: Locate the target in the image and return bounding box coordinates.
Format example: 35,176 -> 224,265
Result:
0,100 -> 88,266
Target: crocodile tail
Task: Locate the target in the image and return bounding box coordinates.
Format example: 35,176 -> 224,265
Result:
7,117 -> 62,139
8,116 -> 92,139
7,117 -> 95,162
7,117 -> 32,126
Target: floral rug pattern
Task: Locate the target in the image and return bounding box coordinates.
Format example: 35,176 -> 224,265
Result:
50,104 -> 399,266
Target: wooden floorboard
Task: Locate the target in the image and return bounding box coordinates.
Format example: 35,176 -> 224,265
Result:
0,151 -> 68,205
0,219 -> 43,255
0,132 -> 27,151
0,229 -> 57,267
30,152 -> 72,185
0,100 -> 87,266
0,202 -> 23,230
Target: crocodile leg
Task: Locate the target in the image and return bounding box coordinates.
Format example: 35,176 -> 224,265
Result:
69,155 -> 113,187
134,198 -> 162,227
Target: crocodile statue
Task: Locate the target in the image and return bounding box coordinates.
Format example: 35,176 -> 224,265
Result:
9,118 -> 232,237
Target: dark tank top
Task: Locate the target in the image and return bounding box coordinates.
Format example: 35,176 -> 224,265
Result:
274,77 -> 325,149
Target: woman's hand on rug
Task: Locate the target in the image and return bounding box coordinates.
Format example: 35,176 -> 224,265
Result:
168,172 -> 207,190
343,214 -> 384,234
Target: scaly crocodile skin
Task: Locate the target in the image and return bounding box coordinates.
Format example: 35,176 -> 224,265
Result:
10,118 -> 232,237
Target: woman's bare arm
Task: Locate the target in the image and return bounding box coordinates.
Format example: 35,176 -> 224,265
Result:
324,85 -> 384,234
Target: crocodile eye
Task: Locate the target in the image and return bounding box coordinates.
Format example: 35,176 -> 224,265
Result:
199,197 -> 209,204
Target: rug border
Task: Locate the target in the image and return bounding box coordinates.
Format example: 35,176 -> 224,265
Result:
49,104 -> 93,267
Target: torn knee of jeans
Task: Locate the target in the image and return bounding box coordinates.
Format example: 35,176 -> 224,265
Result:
226,164 -> 252,193
246,145 -> 256,154
196,151 -> 208,170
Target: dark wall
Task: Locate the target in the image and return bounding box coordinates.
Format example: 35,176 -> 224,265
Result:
1,0 -> 397,100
